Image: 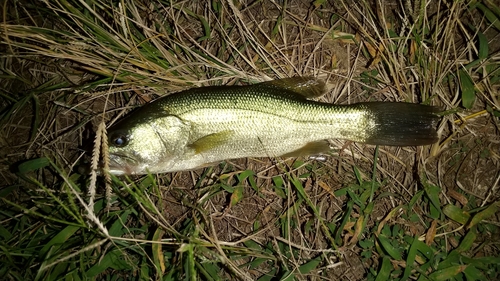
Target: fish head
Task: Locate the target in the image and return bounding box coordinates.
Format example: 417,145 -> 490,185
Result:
107,115 -> 190,175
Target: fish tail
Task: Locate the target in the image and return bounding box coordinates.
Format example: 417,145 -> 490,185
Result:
362,102 -> 440,146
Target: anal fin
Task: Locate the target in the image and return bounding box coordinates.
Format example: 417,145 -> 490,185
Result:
281,140 -> 332,157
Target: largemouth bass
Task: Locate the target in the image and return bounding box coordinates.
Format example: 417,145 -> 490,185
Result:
107,77 -> 439,175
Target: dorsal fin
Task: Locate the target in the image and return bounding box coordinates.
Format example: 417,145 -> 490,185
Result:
259,77 -> 326,99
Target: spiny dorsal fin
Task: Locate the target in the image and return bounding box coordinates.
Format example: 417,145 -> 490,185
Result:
259,77 -> 326,99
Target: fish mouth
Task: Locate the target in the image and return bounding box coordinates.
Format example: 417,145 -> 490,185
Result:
106,153 -> 139,175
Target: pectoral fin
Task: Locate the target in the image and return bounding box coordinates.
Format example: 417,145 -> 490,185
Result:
259,77 -> 326,99
281,140 -> 332,157
188,130 -> 234,154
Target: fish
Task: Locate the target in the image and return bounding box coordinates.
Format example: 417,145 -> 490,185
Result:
107,77 -> 439,175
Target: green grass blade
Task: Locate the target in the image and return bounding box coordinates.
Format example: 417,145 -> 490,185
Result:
17,157 -> 50,174
428,265 -> 468,281
375,256 -> 392,281
475,3 -> 500,31
39,225 -> 80,260
459,69 -> 476,109
443,204 -> 471,224
467,202 -> 499,229
298,256 -> 322,274
377,234 -> 403,261
477,32 -> 489,60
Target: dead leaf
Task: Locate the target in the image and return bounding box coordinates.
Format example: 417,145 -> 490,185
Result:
448,189 -> 468,206
318,180 -> 335,197
425,220 -> 438,246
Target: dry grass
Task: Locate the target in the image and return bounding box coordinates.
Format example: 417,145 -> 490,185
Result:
1,0 -> 499,280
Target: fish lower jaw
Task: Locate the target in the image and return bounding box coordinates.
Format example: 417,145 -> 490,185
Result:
108,168 -> 127,176
107,162 -> 146,175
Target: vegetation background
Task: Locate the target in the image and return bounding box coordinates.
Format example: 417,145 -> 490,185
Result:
1,0 -> 499,280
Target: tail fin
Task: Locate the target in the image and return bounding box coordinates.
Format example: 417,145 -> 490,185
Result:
362,102 -> 440,146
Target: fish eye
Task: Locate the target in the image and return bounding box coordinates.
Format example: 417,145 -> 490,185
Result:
112,135 -> 128,147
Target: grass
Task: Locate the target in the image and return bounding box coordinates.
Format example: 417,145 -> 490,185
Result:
1,0 -> 500,280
